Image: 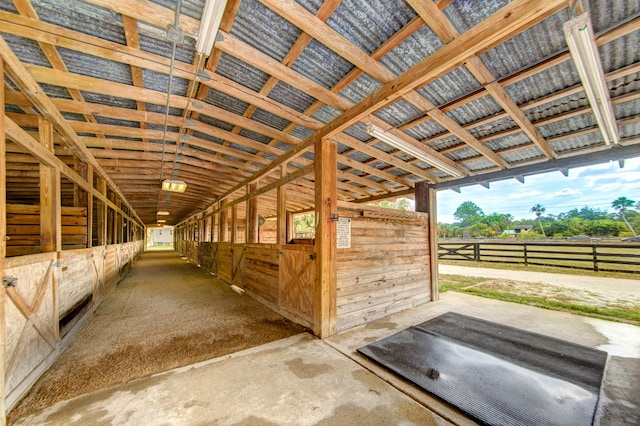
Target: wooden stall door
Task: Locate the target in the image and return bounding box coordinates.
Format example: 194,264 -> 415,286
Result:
231,245 -> 246,285
208,243 -> 219,275
91,247 -> 106,309
279,246 -> 315,322
3,253 -> 58,410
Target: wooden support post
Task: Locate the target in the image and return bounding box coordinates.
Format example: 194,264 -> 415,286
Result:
39,117 -> 61,253
314,137 -> 337,338
0,57 -> 7,426
415,181 -> 439,301
286,211 -> 294,243
73,158 -> 88,207
219,200 -> 229,242
231,204 -> 238,243
247,183 -> 259,243
86,166 -> 93,247
277,165 -> 287,245
97,178 -> 107,245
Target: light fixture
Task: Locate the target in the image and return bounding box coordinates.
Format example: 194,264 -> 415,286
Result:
365,124 -> 463,177
195,0 -> 228,56
157,219 -> 167,223
157,211 -> 170,216
563,13 -> 619,145
162,179 -> 187,193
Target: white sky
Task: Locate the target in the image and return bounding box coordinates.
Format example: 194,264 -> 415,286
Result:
435,157 -> 640,223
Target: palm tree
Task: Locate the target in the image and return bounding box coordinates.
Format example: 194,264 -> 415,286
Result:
612,197 -> 637,236
530,204 -> 546,236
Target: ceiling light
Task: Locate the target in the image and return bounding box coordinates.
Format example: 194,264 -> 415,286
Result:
563,13 -> 619,145
157,219 -> 167,223
196,0 -> 228,56
366,124 -> 463,177
162,179 -> 187,193
157,211 -> 170,216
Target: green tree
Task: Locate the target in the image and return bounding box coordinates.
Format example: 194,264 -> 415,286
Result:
454,201 -> 484,226
584,220 -> 625,236
466,223 -> 495,237
293,213 -> 315,236
530,204 -> 546,236
612,197 -> 637,236
371,198 -> 412,211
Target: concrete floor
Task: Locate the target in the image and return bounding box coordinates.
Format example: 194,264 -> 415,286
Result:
12,265 -> 640,425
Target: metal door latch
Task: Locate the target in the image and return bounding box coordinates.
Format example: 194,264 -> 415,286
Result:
2,276 -> 17,287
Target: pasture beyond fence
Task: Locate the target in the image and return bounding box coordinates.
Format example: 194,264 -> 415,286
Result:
438,241 -> 640,274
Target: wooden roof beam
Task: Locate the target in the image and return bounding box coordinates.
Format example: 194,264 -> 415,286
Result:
405,0 -> 555,159
259,0 -> 475,172
211,0 -> 566,203
0,36 -> 143,225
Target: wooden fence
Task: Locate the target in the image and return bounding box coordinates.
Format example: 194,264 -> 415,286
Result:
438,241 -> 640,273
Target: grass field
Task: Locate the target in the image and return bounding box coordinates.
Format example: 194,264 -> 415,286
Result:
439,241 -> 640,274
439,273 -> 640,326
439,259 -> 639,279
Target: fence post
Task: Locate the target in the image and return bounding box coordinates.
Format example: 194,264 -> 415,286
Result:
523,243 -> 528,266
474,243 -> 480,261
592,245 -> 599,272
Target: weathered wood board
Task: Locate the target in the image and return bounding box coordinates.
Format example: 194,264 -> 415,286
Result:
336,210 -> 431,331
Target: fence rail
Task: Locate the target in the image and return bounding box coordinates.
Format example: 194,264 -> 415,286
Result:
438,241 -> 640,274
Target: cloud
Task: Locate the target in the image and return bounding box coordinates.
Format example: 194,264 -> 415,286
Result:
548,188 -> 583,198
510,190 -> 543,199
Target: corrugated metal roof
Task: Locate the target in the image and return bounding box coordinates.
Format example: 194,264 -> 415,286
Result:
339,74 -> 382,104
585,0 -> 640,33
250,108 -> 292,132
374,99 -> 422,127
418,67 -> 483,107
327,0 -> 416,55
443,0 -> 510,34
205,89 -> 249,117
215,52 -> 269,92
2,34 -> 49,68
505,63 -> 578,106
58,47 -> 133,85
405,120 -> 447,141
148,0 -> 205,20
480,11 -> 570,81
231,0 -> 300,63
2,0 -> 638,225
33,0 -> 126,44
380,25 -> 443,75
447,96 -> 505,128
293,39 -> 355,90
311,104 -> 342,124
268,81 -> 317,113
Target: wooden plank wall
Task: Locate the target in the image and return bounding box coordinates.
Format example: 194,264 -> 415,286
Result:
2,241 -> 142,411
56,250 -> 94,319
336,207 -> 431,331
178,241 -> 313,329
6,204 -> 88,257
175,206 -> 432,334
233,243 -> 280,305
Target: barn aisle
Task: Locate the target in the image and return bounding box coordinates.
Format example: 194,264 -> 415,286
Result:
8,250 -> 306,422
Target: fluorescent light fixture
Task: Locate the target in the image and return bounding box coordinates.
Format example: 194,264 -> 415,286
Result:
563,13 -> 619,145
157,219 -> 167,223
162,179 -> 187,193
196,0 -> 228,55
157,211 -> 170,216
366,124 -> 463,177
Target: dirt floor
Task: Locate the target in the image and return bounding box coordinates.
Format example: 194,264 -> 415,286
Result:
8,250 -> 306,423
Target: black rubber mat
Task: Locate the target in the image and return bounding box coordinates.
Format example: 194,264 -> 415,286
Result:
357,312 -> 607,426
